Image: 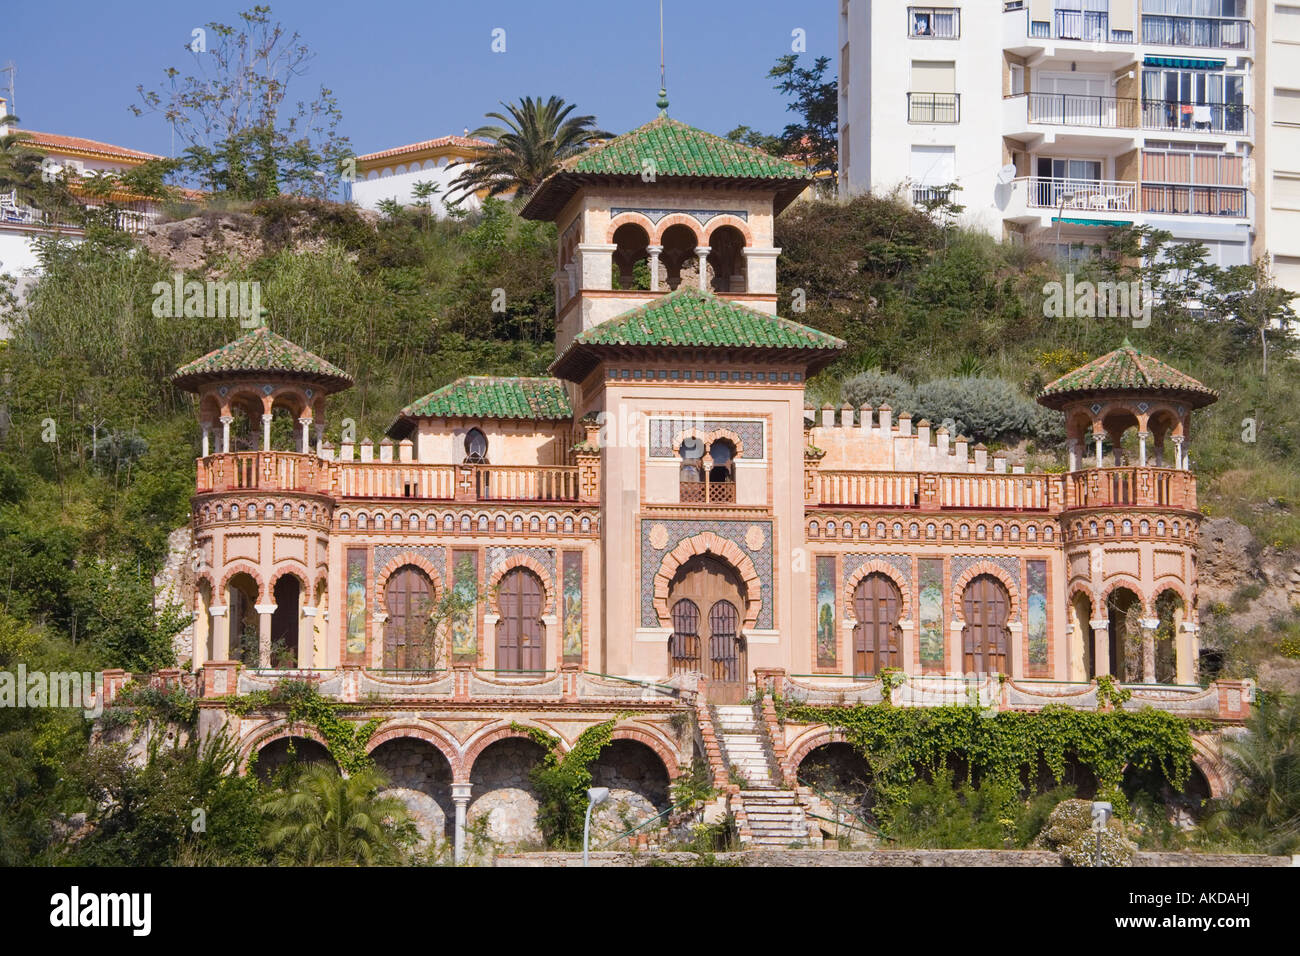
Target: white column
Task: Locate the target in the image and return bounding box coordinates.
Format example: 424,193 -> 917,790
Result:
201,423 -> 211,458
1139,618 -> 1160,683
1138,430 -> 1148,466
210,605 -> 230,661
261,413 -> 273,452
694,246 -> 711,291
741,247 -> 781,295
1177,622 -> 1197,685
1094,434 -> 1104,469
452,782 -> 473,864
299,606 -> 318,669
646,244 -> 663,291
1172,436 -> 1186,470
220,415 -> 233,453
314,420 -> 325,456
1090,619 -> 1110,679
298,418 -> 312,454
255,603 -> 277,668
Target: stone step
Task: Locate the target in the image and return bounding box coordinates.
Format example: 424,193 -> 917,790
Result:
739,790 -> 797,802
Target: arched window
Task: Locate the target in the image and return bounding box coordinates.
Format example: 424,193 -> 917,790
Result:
464,428 -> 489,464
497,568 -> 545,672
962,575 -> 1010,675
384,566 -> 434,670
669,599 -> 701,673
678,436 -> 705,501
852,573 -> 901,676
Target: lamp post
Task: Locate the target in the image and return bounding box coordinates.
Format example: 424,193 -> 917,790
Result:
1055,191 -> 1077,256
1091,800 -> 1113,867
583,786 -> 610,867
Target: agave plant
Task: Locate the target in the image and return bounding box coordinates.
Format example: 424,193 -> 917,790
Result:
449,95 -> 610,201
261,764 -> 417,865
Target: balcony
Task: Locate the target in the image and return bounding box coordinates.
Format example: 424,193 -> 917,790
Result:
809,470 -> 1053,511
1141,14 -> 1251,50
0,189 -> 159,235
1140,100 -> 1252,136
1142,182 -> 1247,217
907,92 -> 960,124
1024,177 -> 1139,214
1025,91 -> 1139,130
1064,466 -> 1197,511
196,451 -> 587,503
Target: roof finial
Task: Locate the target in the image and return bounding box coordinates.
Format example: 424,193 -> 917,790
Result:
657,0 -> 668,116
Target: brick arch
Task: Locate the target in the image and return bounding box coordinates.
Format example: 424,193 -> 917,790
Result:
608,725 -> 685,779
652,532 -> 762,630
238,719 -> 333,772
270,565 -> 311,603
1149,583 -> 1190,616
219,562 -> 267,602
843,561 -> 912,623
672,426 -> 745,460
703,215 -> 753,246
1066,583 -> 1098,612
487,555 -> 556,614
605,212 -> 656,243
460,720 -> 565,783
1098,578 -> 1145,614
651,213 -> 705,245
951,561 -> 1021,623
366,721 -> 462,778
785,726 -> 850,778
374,551 -> 443,615
1190,735 -> 1227,799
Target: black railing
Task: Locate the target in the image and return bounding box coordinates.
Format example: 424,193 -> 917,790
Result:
1140,100 -> 1250,135
1055,9 -> 1109,41
1027,92 -> 1139,128
1142,14 -> 1251,49
907,92 -> 960,124
1141,184 -> 1247,217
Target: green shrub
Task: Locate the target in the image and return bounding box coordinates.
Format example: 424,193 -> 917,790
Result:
841,369 -> 915,414
910,376 -> 1048,445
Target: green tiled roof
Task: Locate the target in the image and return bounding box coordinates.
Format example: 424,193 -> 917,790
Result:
171,326 -> 353,391
398,376 -> 572,421
552,287 -> 844,379
1038,339 -> 1218,409
522,115 -> 811,220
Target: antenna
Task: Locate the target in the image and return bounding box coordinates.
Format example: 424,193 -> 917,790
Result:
1,62 -> 15,117
657,0 -> 669,115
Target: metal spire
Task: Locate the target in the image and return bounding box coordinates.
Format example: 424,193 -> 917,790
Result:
657,0 -> 669,115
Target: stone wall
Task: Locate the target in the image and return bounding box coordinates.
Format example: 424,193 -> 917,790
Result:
371,738 -> 455,845
468,738 -> 547,848
588,739 -> 673,843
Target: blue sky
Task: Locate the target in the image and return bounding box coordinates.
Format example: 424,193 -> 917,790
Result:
4,0 -> 835,157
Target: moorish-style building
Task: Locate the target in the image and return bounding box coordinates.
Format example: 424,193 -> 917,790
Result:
133,112 -> 1252,856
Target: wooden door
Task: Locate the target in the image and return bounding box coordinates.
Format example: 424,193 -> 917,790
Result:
853,574 -> 901,676
669,599 -> 701,673
498,568 -> 544,672
384,566 -> 432,669
962,575 -> 1010,675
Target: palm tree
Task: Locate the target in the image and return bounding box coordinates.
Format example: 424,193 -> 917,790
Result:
0,114 -> 42,198
1215,692 -> 1300,853
261,764 -> 418,865
449,95 -> 610,201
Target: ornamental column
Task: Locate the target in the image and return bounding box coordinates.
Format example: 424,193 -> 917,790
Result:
1090,618 -> 1110,679
646,244 -> 663,291
452,782 -> 473,864
1177,622 -> 1197,685
1139,617 -> 1159,683
220,415 -> 233,453
210,605 -> 230,661
1094,433 -> 1104,469
298,417 -> 312,454
694,245 -> 711,291
261,413 -> 273,452
299,606 -> 318,669
201,423 -> 211,458
255,603 -> 276,667
1172,436 -> 1186,470
1137,430 -> 1149,466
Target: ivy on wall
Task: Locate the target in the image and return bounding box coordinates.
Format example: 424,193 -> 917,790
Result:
513,718 -> 616,849
225,681 -> 380,774
778,700 -> 1198,813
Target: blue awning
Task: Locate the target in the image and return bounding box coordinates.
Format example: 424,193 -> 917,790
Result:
1143,55 -> 1225,70
1052,217 -> 1133,228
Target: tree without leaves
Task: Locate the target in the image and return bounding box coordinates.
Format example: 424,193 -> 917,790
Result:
448,95 -> 610,201
130,5 -> 350,199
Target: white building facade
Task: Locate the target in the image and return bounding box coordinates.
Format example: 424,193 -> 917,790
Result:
1256,2 -> 1300,304
349,135 -> 494,216
839,1 -> 1260,266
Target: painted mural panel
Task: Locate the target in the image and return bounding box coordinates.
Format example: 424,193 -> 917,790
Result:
816,555 -> 836,667
919,558 -> 944,671
346,548 -> 367,657
1028,559 -> 1048,672
452,549 -> 478,657
562,551 -> 583,661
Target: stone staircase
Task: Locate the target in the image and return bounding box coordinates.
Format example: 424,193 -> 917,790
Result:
712,704 -> 776,789
711,704 -> 811,848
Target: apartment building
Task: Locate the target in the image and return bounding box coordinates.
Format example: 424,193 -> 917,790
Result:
839,1 -> 1260,267
1255,3 -> 1300,302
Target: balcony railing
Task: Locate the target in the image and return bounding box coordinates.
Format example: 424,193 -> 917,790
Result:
1029,10 -> 1134,43
1025,91 -> 1139,129
811,470 -> 1052,511
1023,177 -> 1139,213
1141,14 -> 1251,49
907,92 -> 960,124
0,190 -> 159,235
1141,100 -> 1251,136
1064,466 -> 1197,510
470,464 -> 580,501
1141,183 -> 1247,217
911,185 -> 955,206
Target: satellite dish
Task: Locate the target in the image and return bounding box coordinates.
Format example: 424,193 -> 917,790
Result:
996,164 -> 1018,185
